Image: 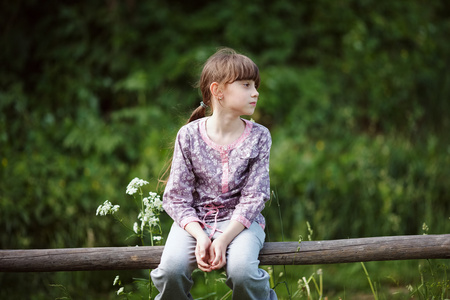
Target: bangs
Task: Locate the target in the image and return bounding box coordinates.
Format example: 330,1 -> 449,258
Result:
223,54 -> 260,88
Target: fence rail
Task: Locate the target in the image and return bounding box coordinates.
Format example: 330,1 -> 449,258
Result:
1,234 -> 449,272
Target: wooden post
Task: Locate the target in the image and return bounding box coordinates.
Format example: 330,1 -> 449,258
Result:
0,234 -> 449,272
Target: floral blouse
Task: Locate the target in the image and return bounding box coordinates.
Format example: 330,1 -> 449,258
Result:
163,117 -> 271,230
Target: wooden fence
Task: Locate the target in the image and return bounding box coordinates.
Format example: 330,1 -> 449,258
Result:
1,234 -> 449,272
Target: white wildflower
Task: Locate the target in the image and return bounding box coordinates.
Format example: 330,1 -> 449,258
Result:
126,177 -> 149,195
145,208 -> 155,218
96,200 -> 118,216
126,186 -> 138,195
133,222 -> 139,234
96,205 -> 103,216
153,236 -> 162,241
144,192 -> 163,212
113,275 -> 120,286
117,287 -> 124,295
111,204 -> 120,214
148,216 -> 159,227
153,197 -> 163,211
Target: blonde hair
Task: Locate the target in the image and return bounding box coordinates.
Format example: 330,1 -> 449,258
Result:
187,48 -> 260,123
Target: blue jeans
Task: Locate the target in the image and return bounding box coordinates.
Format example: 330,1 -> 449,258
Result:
151,220 -> 277,300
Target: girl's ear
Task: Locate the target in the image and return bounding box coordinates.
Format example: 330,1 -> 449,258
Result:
210,82 -> 223,99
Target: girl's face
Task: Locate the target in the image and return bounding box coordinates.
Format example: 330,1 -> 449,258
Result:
220,80 -> 259,117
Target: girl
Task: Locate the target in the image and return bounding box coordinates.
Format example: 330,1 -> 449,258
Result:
151,48 -> 277,300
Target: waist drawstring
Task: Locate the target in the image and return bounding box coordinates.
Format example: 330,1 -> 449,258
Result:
202,204 -> 224,239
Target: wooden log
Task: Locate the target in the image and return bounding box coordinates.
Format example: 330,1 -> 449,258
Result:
0,235 -> 449,272
259,234 -> 450,265
0,246 -> 165,272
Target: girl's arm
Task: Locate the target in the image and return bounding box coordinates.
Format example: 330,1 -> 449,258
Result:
231,127 -> 272,227
208,220 -> 245,270
163,127 -> 202,227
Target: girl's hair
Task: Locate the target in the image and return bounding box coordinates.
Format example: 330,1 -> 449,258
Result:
187,48 -> 260,123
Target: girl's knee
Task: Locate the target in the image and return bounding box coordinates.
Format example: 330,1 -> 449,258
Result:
157,264 -> 184,278
227,261 -> 261,282
151,263 -> 193,289
151,266 -> 195,299
226,265 -> 273,299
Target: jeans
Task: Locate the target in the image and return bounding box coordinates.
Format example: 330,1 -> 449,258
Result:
150,220 -> 277,300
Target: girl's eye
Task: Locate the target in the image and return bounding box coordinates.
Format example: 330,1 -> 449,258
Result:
243,83 -> 250,87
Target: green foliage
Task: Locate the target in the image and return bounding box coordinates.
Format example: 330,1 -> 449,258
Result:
409,260 -> 450,299
1,0 -> 449,298
268,132 -> 450,240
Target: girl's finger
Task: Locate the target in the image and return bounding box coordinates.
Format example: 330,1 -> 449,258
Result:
208,245 -> 216,264
197,246 -> 205,260
198,264 -> 211,272
197,260 -> 209,269
196,253 -> 212,272
211,250 -> 221,266
214,251 -> 226,268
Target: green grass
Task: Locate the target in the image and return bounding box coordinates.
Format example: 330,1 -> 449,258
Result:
185,259 -> 450,300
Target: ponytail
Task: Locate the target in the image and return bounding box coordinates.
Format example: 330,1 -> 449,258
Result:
187,103 -> 208,123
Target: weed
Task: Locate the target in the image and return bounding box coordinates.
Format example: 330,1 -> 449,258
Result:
361,262 -> 379,300
408,260 -> 450,300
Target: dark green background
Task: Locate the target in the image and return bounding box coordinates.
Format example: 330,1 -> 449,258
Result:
1,0 -> 449,298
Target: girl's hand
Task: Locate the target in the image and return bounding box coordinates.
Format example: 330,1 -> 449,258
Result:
209,237 -> 228,270
185,222 -> 213,272
195,234 -> 213,272
208,220 -> 246,270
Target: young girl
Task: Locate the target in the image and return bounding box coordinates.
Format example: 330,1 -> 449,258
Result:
151,48 -> 277,300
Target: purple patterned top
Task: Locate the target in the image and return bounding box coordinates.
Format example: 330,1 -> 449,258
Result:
163,117 -> 271,230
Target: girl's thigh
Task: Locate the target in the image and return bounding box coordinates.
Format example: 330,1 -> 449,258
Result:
159,222 -> 197,273
220,221 -> 266,268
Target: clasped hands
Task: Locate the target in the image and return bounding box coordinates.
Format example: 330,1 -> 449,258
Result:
185,220 -> 245,272
195,235 -> 228,272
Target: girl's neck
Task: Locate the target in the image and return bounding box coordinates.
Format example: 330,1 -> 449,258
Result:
205,113 -> 245,146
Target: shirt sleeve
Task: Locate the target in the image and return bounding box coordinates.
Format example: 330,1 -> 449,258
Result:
162,127 -> 202,228
231,127 -> 271,228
